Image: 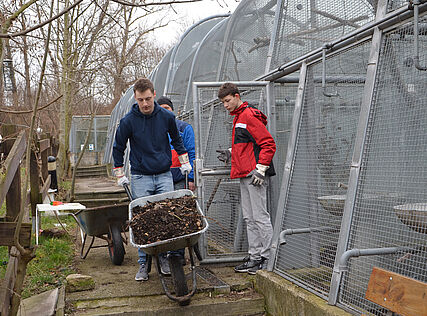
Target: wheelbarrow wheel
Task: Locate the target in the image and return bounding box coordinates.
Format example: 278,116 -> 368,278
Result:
169,255 -> 189,306
108,224 -> 125,265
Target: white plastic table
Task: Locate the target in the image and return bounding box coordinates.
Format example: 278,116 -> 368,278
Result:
35,203 -> 86,244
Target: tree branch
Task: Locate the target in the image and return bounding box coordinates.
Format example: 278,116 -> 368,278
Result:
109,0 -> 202,7
0,95 -> 63,114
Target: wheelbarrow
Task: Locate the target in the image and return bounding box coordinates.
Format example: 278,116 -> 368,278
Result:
128,189 -> 209,306
75,202 -> 128,265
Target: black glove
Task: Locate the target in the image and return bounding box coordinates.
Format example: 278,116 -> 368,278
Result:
216,148 -> 231,164
247,164 -> 269,186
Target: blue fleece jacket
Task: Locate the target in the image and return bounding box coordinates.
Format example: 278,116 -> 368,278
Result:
112,102 -> 187,175
170,119 -> 195,183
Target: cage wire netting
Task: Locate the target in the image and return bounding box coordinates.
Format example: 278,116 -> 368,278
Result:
337,17 -> 427,315
101,1 -> 427,314
165,16 -> 227,113
70,115 -> 110,154
273,41 -> 370,298
269,0 -> 375,71
152,48 -> 173,97
219,0 -> 278,81
184,18 -> 230,110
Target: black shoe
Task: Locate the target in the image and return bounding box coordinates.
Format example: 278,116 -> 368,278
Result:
234,258 -> 263,273
248,257 -> 267,275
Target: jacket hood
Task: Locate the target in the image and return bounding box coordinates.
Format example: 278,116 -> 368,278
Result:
130,101 -> 161,132
230,102 -> 267,125
131,101 -> 161,118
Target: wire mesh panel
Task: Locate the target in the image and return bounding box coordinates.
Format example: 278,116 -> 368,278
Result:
388,0 -> 407,12
195,83 -> 273,259
273,82 -> 297,192
273,41 -> 370,297
70,115 -> 110,153
152,48 -> 173,97
269,0 -> 375,71
337,17 -> 427,315
166,17 -> 226,113
219,0 -> 278,81
184,18 -> 230,110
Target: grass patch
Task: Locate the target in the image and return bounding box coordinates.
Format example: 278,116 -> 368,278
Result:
0,216 -> 78,299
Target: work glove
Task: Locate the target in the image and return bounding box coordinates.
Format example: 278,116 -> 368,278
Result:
113,166 -> 130,186
248,164 -> 269,186
178,153 -> 192,175
216,148 -> 232,164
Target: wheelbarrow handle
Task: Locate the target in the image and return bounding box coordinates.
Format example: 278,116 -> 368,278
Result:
185,170 -> 188,190
123,183 -> 133,201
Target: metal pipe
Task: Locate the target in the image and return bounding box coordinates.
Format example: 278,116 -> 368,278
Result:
328,246 -> 410,305
259,4 -> 427,81
413,0 -> 427,71
200,256 -> 247,264
278,226 -> 338,245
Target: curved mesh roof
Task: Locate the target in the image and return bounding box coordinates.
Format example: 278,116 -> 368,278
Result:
184,18 -> 230,109
268,0 -> 375,71
164,15 -> 228,113
219,0 -> 278,81
152,48 -> 173,97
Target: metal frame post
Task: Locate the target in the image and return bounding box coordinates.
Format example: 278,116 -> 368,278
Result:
267,62 -> 307,271
328,0 -> 388,305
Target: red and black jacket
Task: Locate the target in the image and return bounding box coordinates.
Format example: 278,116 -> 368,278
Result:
230,102 -> 276,179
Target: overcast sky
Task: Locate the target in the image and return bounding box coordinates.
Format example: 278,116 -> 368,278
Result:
148,0 -> 241,46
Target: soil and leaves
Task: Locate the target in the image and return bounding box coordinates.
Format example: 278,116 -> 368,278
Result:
130,195 -> 204,245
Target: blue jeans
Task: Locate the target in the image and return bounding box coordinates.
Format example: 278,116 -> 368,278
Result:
131,171 -> 183,264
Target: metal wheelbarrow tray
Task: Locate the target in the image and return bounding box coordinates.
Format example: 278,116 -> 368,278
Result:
75,202 -> 129,265
128,189 -> 209,305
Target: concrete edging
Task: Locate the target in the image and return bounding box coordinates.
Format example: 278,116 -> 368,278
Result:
255,271 -> 351,316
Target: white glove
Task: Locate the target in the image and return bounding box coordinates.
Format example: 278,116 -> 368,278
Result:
180,162 -> 192,175
248,164 -> 269,186
178,153 -> 192,175
113,166 -> 129,186
117,176 -> 130,186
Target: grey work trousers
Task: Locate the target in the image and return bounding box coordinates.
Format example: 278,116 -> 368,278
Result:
239,176 -> 273,261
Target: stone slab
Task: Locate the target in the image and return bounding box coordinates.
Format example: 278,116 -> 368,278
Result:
18,288 -> 58,316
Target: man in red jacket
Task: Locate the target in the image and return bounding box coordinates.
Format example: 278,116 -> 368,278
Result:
216,82 -> 276,275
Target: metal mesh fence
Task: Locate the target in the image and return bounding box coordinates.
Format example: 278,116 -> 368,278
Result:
269,0 -> 375,71
338,17 -> 427,315
195,84 -> 271,258
219,0 -> 277,81
184,18 -> 230,111
273,41 -> 370,298
166,17 -> 226,113
70,115 -> 110,153
388,0 -> 408,12
152,48 -> 173,97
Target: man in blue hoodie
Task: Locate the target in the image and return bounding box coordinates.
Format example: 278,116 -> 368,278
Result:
112,78 -> 192,281
157,96 -> 196,191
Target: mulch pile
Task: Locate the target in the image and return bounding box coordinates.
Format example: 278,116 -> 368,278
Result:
130,195 -> 204,245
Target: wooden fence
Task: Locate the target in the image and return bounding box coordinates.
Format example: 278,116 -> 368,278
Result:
0,124 -> 56,315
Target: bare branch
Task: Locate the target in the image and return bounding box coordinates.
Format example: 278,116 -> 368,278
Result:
110,0 -> 202,7
0,95 -> 63,113
0,0 -> 85,38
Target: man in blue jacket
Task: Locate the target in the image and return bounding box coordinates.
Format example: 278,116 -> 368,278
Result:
157,96 -> 196,191
113,78 -> 192,281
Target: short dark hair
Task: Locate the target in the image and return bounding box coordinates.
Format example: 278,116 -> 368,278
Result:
218,82 -> 240,99
133,78 -> 154,94
157,96 -> 174,111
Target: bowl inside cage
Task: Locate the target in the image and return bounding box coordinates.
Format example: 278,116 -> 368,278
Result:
393,203 -> 427,234
318,195 -> 346,216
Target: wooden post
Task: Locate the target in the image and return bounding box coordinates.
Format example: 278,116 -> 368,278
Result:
29,150 -> 41,218
39,138 -> 50,182
1,125 -> 21,222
